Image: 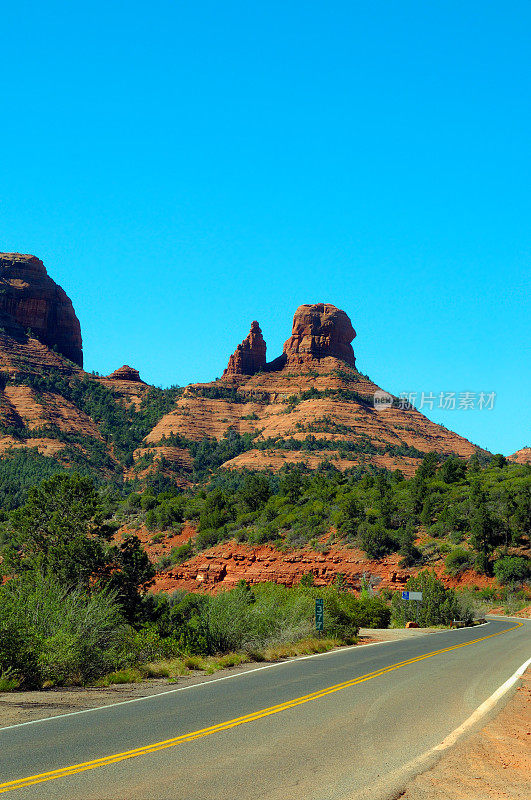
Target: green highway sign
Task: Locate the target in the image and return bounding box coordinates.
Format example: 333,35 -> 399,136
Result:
315,598 -> 324,631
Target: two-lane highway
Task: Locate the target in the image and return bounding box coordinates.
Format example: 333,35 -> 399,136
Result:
1,618 -> 529,799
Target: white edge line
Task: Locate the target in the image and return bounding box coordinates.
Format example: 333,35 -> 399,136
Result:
352,648 -> 531,800
358,650 -> 531,800
432,653 -> 531,752
0,621 -> 492,733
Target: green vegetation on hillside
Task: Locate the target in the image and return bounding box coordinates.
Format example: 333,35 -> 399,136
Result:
0,452 -> 529,691
0,473 -> 390,688
125,454 -> 530,578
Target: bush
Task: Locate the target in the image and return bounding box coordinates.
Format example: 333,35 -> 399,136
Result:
169,540 -> 193,564
201,583 -> 314,653
358,522 -> 397,559
328,593 -> 390,629
445,547 -> 474,576
0,572 -> 128,687
493,556 -> 530,587
390,570 -> 470,627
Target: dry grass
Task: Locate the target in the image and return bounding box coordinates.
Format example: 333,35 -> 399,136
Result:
261,636 -> 346,660
95,636 -> 351,686
95,667 -> 143,686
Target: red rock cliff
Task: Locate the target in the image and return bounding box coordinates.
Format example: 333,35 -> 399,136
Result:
283,303 -> 356,366
223,321 -> 267,376
0,253 -> 83,367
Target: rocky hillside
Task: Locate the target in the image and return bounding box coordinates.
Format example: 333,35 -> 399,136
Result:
0,253 -> 528,604
0,253 -> 488,496
509,448 -> 531,465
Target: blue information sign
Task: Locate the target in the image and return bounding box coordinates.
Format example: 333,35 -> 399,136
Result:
402,591 -> 409,600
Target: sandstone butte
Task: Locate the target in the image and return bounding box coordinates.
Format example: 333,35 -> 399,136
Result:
0,253 -> 83,367
141,302 -> 485,479
0,254 -> 152,463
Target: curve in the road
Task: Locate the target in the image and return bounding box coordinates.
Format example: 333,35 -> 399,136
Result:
0,620 -> 523,796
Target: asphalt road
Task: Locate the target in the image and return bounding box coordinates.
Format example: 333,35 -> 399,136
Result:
1,618 -> 529,800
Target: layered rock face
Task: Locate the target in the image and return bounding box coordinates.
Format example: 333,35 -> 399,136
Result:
283,303 -> 356,366
223,321 -> 267,376
107,365 -> 144,382
0,253 -> 83,367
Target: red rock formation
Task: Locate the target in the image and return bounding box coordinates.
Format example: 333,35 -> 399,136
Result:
508,447 -> 531,464
223,321 -> 267,376
149,539 -> 496,596
107,365 -> 144,382
283,303 -> 356,366
0,253 -> 83,367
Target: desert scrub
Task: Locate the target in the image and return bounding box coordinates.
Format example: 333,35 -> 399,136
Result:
97,640 -> 345,686
95,667 -> 143,686
0,668 -> 20,692
0,572 -> 128,688
261,636 -> 346,660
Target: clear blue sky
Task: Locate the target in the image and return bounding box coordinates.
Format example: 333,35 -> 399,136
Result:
1,1 -> 529,455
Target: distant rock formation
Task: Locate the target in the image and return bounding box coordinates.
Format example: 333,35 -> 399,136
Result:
107,365 -> 144,382
0,253 -> 83,367
283,303 -> 356,367
508,447 -> 531,464
223,321 -> 267,376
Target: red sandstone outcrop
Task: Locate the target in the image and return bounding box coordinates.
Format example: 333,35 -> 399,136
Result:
283,303 -> 356,366
148,539 -> 496,596
508,447 -> 531,464
107,365 -> 144,382
223,321 -> 267,376
0,253 -> 83,367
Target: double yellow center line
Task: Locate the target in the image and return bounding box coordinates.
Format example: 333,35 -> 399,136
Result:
0,622 -> 522,794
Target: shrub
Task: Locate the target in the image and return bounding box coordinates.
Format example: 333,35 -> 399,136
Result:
493,556 -> 530,587
390,570 -> 470,627
358,522 -> 397,559
0,668 -> 20,692
445,547 -> 474,576
169,540 -> 194,564
0,572 -> 128,687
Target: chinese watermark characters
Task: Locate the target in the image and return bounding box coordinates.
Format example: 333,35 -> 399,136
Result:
373,391 -> 496,411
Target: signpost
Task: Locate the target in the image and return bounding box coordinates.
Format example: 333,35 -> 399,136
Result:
315,598 -> 324,632
401,591 -> 423,624
401,591 -> 422,601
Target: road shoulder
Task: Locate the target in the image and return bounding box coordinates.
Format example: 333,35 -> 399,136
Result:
397,668 -> 530,800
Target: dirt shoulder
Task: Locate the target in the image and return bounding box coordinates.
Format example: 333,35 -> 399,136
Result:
0,626 -> 448,729
398,668 -> 531,800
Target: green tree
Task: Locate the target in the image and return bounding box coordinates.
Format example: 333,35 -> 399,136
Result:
493,556 -> 530,587
358,521 -> 397,559
106,535 -> 155,623
416,452 -> 439,480
238,474 -> 272,512
439,456 -> 467,484
2,474 -> 106,586
397,523 -> 421,567
280,468 -> 304,502
469,483 -> 502,573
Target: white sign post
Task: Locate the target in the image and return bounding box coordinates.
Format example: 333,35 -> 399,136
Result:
401,591 -> 423,624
